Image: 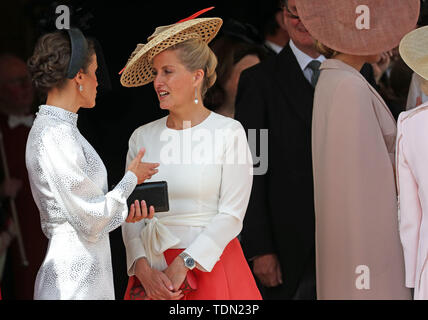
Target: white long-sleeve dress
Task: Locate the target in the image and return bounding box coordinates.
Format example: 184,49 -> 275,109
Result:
26,105 -> 137,300
122,112 -> 253,274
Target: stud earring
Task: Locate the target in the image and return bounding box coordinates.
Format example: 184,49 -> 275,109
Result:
194,87 -> 199,104
79,85 -> 83,92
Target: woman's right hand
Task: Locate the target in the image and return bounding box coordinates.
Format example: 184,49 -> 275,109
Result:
135,257 -> 184,300
126,200 -> 155,223
127,148 -> 160,184
252,254 -> 283,288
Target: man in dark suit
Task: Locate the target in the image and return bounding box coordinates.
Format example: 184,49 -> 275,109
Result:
235,0 -> 322,299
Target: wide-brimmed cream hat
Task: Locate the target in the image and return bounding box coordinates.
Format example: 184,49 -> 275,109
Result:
120,8 -> 222,87
295,0 -> 420,56
400,26 -> 428,81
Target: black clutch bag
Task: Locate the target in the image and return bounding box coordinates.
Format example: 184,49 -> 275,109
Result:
127,181 -> 169,213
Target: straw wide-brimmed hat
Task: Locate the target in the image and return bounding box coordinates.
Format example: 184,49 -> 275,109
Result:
400,26 -> 428,81
295,0 -> 420,56
120,8 -> 222,87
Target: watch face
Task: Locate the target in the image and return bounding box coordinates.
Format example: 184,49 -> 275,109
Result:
186,257 -> 195,267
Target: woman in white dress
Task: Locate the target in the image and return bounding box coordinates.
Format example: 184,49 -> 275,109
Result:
120,11 -> 261,300
26,29 -> 159,300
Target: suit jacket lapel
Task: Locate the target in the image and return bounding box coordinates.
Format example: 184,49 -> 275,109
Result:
273,45 -> 315,129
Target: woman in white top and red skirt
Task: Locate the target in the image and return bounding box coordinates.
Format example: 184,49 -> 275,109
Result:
120,8 -> 261,300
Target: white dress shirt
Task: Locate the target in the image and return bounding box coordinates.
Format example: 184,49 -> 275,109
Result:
265,40 -> 284,54
122,112 -> 253,274
289,39 -> 325,84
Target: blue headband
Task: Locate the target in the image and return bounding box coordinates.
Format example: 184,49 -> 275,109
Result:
66,28 -> 88,79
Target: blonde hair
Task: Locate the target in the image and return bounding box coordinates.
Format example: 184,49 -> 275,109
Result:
168,38 -> 218,97
314,40 -> 340,59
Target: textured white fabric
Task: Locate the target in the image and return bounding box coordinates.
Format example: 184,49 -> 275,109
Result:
26,105 -> 137,300
122,112 -> 253,274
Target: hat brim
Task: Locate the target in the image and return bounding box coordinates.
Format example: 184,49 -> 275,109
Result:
295,0 -> 420,56
400,26 -> 428,81
120,17 -> 222,87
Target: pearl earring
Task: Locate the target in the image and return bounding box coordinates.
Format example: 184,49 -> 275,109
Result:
79,85 -> 83,92
194,87 -> 199,105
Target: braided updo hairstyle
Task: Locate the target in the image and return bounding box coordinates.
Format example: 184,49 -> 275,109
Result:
167,38 -> 217,98
27,31 -> 95,95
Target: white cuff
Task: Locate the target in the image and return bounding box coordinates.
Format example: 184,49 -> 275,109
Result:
118,171 -> 138,199
184,233 -> 223,273
125,237 -> 147,276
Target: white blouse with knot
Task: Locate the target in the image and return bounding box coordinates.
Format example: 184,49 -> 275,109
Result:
122,112 -> 253,274
26,105 -> 137,300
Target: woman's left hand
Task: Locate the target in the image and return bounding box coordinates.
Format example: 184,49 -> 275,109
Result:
126,200 -> 155,223
163,256 -> 188,291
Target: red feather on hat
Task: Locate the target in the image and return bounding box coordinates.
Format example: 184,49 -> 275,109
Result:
176,7 -> 215,23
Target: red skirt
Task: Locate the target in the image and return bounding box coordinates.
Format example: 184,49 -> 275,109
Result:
124,238 -> 262,300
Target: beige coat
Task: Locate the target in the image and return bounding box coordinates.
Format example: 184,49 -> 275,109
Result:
312,59 -> 410,299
